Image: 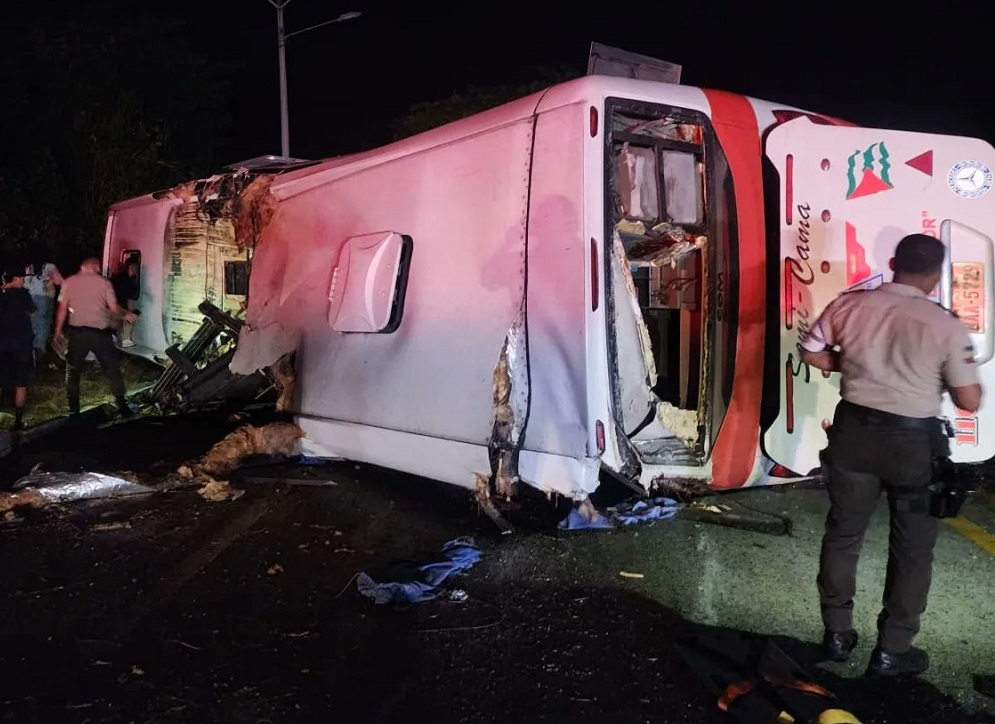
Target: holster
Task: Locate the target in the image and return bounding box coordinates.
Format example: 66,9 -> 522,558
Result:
928,418 -> 968,519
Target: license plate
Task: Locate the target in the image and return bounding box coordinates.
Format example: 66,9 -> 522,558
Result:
952,262 -> 985,333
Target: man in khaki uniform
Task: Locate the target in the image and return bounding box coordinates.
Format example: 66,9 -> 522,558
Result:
800,233 -> 981,677
53,257 -> 137,417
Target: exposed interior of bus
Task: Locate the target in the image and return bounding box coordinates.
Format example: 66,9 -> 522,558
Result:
606,106 -> 709,464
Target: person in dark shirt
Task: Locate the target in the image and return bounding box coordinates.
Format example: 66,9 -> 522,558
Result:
0,264 -> 38,430
109,259 -> 140,348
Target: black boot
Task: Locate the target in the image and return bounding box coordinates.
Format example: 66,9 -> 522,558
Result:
13,407 -> 25,431
822,629 -> 859,662
868,646 -> 929,676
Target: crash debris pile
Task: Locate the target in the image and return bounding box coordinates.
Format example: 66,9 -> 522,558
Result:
231,175 -> 278,251
167,170 -> 278,252
615,219 -> 706,269
177,421 -> 304,501
655,402 -> 699,446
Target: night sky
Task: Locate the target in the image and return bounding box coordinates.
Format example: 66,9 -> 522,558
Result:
21,1 -> 995,165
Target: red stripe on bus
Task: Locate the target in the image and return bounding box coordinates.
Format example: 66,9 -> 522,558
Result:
703,90 -> 765,489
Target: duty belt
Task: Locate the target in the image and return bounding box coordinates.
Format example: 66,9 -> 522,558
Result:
837,399 -> 938,430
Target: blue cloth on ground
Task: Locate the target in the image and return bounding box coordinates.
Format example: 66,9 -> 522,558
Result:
612,497 -> 682,526
558,507 -> 615,530
286,454 -> 326,466
356,537 -> 482,604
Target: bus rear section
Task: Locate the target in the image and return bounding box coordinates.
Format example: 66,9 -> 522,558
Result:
762,115 -> 995,474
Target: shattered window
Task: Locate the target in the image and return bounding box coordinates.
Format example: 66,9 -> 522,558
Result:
616,144 -> 660,220
661,151 -> 702,226
328,231 -> 412,334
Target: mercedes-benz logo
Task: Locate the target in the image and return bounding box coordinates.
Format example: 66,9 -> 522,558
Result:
948,160 -> 993,199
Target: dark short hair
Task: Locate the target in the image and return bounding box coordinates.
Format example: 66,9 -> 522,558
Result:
1,266 -> 25,283
894,234 -> 945,275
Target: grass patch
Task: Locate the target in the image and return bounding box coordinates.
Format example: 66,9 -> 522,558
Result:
0,353 -> 163,430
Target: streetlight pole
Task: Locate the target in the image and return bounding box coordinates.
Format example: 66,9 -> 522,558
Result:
266,1 -> 362,158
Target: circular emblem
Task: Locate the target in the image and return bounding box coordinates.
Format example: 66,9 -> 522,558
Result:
947,160 -> 993,199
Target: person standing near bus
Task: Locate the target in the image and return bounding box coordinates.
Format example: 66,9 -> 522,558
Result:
23,260 -> 63,358
53,257 -> 137,418
0,264 -> 37,430
800,233 -> 982,677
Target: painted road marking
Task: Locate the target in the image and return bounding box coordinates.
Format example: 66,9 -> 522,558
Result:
945,516 -> 995,558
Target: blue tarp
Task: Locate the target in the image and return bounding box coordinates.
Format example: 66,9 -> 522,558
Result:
356,537 -> 482,604
611,497 -> 682,526
558,507 -> 615,531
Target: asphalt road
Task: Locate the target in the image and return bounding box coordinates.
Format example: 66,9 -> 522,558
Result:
1,409 -> 993,723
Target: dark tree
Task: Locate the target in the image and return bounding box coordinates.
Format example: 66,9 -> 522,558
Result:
0,0 -> 235,267
389,65 -> 582,141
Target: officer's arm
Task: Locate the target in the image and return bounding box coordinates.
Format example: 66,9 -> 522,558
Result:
105,281 -> 136,322
799,307 -> 839,371
949,384 -> 982,414
943,327 -> 983,413
801,348 -> 840,372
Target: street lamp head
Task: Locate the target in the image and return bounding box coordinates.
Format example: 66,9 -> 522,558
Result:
337,11 -> 362,21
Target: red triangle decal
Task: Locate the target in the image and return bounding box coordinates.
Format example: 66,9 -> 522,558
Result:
905,150 -> 933,176
848,169 -> 892,199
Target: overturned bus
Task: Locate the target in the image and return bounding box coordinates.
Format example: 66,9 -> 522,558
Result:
102,75 -> 995,513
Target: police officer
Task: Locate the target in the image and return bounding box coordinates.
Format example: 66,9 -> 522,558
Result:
53,257 -> 138,417
800,233 -> 982,677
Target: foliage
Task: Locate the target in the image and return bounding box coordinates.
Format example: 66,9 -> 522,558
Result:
389,65 -> 583,141
0,1 -> 235,268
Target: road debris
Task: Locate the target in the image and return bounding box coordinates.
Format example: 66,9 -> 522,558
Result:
0,472 -> 153,514
558,498 -> 614,531
619,571 -> 645,579
199,422 -> 304,478
91,521 -> 132,532
266,563 -> 284,575
356,537 -> 482,605
196,479 -> 244,502
168,639 -> 203,651
176,421 -> 304,501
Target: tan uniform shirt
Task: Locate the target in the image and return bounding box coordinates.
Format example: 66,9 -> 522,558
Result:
59,270 -> 118,330
801,282 -> 980,418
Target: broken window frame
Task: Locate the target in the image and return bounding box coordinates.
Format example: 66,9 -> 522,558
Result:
602,98 -> 740,462
612,129 -> 706,232
223,259 -> 249,297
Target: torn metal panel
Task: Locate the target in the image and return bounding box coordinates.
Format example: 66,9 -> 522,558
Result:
228,322 -> 302,377
611,231 -> 657,434
488,315 -> 529,499
232,175 -> 279,252
270,353 -> 297,412
473,473 -> 513,534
